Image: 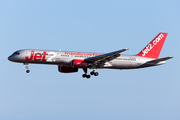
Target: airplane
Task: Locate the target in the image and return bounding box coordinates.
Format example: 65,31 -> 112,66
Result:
8,32 -> 173,79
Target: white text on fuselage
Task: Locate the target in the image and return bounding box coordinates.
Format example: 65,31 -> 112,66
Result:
65,52 -> 101,57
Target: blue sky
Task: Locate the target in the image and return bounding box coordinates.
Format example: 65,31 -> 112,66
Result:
0,0 -> 180,120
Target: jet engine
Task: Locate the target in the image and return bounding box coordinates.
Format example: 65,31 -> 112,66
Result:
71,59 -> 89,68
58,65 -> 78,73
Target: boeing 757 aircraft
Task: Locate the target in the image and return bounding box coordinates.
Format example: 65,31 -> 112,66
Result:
8,33 -> 173,78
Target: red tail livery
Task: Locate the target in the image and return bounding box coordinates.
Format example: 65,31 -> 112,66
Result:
136,33 -> 168,59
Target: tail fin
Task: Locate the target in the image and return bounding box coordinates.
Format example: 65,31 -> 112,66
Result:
135,32 -> 168,59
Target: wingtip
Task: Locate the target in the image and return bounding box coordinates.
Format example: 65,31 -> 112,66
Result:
123,48 -> 129,50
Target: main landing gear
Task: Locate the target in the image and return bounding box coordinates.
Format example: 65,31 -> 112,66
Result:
90,71 -> 99,76
82,74 -> 91,79
82,68 -> 99,79
24,63 -> 30,73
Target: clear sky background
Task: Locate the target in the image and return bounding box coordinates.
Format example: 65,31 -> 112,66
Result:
0,0 -> 180,120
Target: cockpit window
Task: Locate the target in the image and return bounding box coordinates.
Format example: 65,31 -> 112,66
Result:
13,52 -> 20,55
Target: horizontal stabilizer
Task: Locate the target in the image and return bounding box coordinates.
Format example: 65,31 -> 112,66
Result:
147,57 -> 173,63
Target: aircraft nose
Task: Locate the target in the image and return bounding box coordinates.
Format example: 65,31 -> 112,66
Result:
8,55 -> 13,61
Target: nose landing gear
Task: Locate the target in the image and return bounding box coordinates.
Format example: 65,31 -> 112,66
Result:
24,63 -> 30,73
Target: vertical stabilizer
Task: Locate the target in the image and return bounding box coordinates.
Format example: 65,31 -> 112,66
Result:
135,32 -> 168,59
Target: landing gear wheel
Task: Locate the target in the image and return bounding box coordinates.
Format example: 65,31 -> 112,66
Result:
90,71 -> 99,76
26,70 -> 30,73
90,71 -> 94,75
94,72 -> 99,76
82,74 -> 87,78
86,75 -> 91,79
82,74 -> 91,79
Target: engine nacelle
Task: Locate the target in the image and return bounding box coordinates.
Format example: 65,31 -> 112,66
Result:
58,65 -> 78,73
71,59 -> 89,68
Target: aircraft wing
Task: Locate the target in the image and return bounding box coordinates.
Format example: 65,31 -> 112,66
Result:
85,48 -> 129,68
146,56 -> 173,63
